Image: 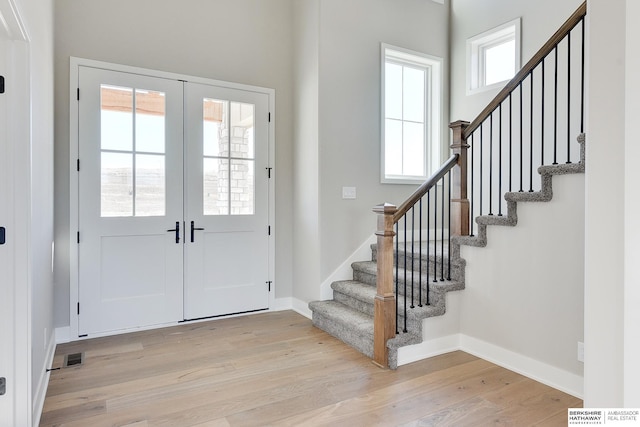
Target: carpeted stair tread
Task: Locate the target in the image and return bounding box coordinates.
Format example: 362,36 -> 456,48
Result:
308,300 -> 374,358
331,280 -> 448,319
351,261 -> 464,294
476,214 -> 517,227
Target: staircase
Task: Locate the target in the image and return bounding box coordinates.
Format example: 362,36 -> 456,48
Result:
309,242 -> 465,369
310,2 -> 587,369
309,134 -> 585,368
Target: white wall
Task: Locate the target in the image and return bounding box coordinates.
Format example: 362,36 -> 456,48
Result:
459,174 -> 585,392
0,0 -> 55,424
13,0 -> 55,422
53,0 -> 295,327
624,0 -> 640,408
290,0 -> 450,306
450,0 -> 583,124
292,0 -> 321,304
583,0 -> 626,407
318,0 -> 449,281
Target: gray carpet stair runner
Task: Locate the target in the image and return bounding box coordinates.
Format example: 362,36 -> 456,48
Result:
309,134 -> 586,369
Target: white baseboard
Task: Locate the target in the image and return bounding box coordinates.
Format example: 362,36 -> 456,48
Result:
33,332 -> 56,426
397,334 -> 461,366
320,234 -> 377,300
396,333 -> 583,399
459,334 -> 584,399
292,298 -> 312,319
270,297 -> 293,312
55,326 -> 70,344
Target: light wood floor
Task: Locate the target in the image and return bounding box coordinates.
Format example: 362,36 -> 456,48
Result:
40,311 -> 581,426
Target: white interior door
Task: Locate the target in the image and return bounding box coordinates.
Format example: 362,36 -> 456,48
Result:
78,67 -> 184,336
0,38 -> 15,423
184,83 -> 270,320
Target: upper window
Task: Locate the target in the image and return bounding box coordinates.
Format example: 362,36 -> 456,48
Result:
382,44 -> 442,184
467,18 -> 521,94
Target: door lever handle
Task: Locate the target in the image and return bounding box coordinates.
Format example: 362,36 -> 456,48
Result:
190,221 -> 205,242
167,221 -> 180,243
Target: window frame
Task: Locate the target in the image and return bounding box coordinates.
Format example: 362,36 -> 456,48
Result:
381,44 -> 443,184
466,18 -> 521,95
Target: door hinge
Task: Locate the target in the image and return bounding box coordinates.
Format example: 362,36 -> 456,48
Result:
77,302 -> 80,315
0,227 -> 5,245
77,231 -> 80,243
268,226 -> 271,236
0,377 -> 6,396
0,76 -> 5,94
267,281 -> 272,292
77,88 -> 80,101
266,167 -> 272,178
77,159 -> 80,171
268,112 -> 271,122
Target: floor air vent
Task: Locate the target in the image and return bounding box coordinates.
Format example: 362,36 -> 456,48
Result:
63,352 -> 84,367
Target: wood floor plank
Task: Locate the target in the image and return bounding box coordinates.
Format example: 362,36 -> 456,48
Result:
40,311 -> 582,427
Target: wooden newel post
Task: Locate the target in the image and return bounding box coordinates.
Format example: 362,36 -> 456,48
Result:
372,203 -> 397,368
449,120 -> 471,236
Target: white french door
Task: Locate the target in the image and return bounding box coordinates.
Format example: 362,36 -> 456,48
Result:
77,65 -> 271,336
184,83 -> 270,320
78,67 -> 185,335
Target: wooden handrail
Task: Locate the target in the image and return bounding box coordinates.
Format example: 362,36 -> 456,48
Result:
462,1 -> 587,140
392,154 -> 459,224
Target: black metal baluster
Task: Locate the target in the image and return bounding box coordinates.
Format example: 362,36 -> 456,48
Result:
470,133 -> 475,236
554,46 -> 559,165
411,207 -> 415,309
489,112 -> 493,216
519,83 -> 524,192
447,172 -> 452,280
567,31 -> 572,164
433,183 -> 438,284
395,222 -> 399,334
403,216 -> 407,333
530,71 -> 534,192
509,94 -> 513,192
426,191 -> 431,305
489,113 -> 494,215
479,123 -> 484,216
419,198 -> 423,307
440,176 -> 445,282
499,103 -> 503,216
542,60 -> 545,166
581,17 -> 585,134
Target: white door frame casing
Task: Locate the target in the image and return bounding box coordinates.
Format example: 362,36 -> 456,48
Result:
69,57 -> 277,340
0,1 -> 32,426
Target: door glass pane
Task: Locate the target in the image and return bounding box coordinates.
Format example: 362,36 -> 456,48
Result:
135,154 -> 165,217
101,85 -> 133,151
230,160 -> 254,215
101,152 -> 133,217
203,158 -> 229,216
135,90 -> 166,154
230,102 -> 254,158
203,99 -> 228,157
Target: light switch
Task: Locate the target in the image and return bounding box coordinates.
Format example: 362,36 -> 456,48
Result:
342,187 -> 356,199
